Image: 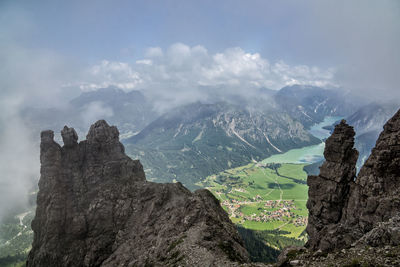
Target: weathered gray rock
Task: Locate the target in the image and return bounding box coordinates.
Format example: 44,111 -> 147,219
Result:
27,120 -> 249,267
61,126 -> 78,147
276,246 -> 305,267
306,109 -> 400,252
354,214 -> 400,247
345,108 -> 400,233
306,120 -> 358,251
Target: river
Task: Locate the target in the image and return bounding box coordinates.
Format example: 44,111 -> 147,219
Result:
262,116 -> 342,164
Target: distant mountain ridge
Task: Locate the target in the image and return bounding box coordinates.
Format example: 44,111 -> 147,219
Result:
346,101 -> 399,167
274,85 -> 361,128
21,87 -> 158,140
21,85 -> 376,188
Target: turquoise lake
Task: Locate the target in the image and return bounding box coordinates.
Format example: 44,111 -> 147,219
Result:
262,116 -> 342,164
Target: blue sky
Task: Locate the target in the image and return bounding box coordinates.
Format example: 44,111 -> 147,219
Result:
2,0 -> 313,64
1,0 -> 400,106
6,0 -> 397,65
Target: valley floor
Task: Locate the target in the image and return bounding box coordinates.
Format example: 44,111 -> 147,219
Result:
198,162 -> 309,250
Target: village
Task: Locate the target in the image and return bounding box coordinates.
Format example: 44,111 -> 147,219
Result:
202,162 -> 310,238
220,198 -> 308,227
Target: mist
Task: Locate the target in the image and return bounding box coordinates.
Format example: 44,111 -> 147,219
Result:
0,47 -> 68,221
0,7 -> 81,221
306,0 -> 400,100
0,106 -> 38,220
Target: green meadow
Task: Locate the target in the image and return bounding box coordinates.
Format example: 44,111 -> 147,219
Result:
198,162 -> 309,242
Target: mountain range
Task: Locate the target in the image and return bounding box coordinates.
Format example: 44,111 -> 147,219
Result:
124,101 -> 320,189
21,88 -> 157,140
19,85 -> 396,187
274,85 -> 360,128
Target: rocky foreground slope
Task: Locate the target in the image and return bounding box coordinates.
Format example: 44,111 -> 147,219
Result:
279,108 -> 400,266
26,120 -> 249,267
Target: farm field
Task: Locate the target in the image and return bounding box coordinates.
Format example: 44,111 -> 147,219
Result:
197,162 -> 310,248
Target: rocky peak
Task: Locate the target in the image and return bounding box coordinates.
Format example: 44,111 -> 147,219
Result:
27,120 -> 249,266
344,109 -> 400,236
86,119 -> 119,144
61,126 -> 78,147
356,109 -> 400,190
306,109 -> 400,252
40,130 -> 55,143
323,120 -> 358,165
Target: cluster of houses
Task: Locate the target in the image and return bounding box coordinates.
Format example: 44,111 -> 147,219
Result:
293,216 -> 308,227
264,200 -> 295,209
241,208 -> 301,223
219,198 -> 307,227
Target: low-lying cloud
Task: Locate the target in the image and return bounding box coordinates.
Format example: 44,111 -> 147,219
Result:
80,43 -> 336,111
0,105 -> 38,221
81,101 -> 114,128
0,15 -> 81,221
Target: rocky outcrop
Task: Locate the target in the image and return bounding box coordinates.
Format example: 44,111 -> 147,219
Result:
306,109 -> 400,252
278,242 -> 400,267
27,120 -> 249,267
354,215 -> 400,248
276,109 -> 400,266
306,120 -> 359,251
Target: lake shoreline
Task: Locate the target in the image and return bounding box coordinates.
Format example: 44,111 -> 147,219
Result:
262,116 -> 342,165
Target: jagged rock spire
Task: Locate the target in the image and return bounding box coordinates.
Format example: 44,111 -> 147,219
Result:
306,120 -> 358,251
306,109 -> 400,252
27,120 -> 249,266
86,120 -> 119,144
61,126 -> 78,147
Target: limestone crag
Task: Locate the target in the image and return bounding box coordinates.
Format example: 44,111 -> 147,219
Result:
306,120 -> 359,251
345,108 -> 400,235
27,120 -> 249,267
354,215 -> 400,248
306,109 -> 400,252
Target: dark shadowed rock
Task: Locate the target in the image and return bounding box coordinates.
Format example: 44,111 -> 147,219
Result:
354,215 -> 400,247
306,109 -> 400,252
306,120 -> 358,251
277,109 -> 400,266
27,120 -> 249,267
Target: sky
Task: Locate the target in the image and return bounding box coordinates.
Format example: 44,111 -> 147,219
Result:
1,0 -> 399,106
0,0 -> 399,220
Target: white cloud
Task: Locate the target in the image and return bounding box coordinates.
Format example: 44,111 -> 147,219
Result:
167,43 -> 192,66
81,101 -> 114,128
271,61 -> 335,88
145,47 -> 163,58
81,60 -> 143,92
81,43 -> 336,110
136,59 -> 152,65
200,47 -> 269,87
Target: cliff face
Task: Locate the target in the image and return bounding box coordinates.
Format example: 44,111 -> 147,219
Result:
306,109 -> 400,252
27,120 -> 249,267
